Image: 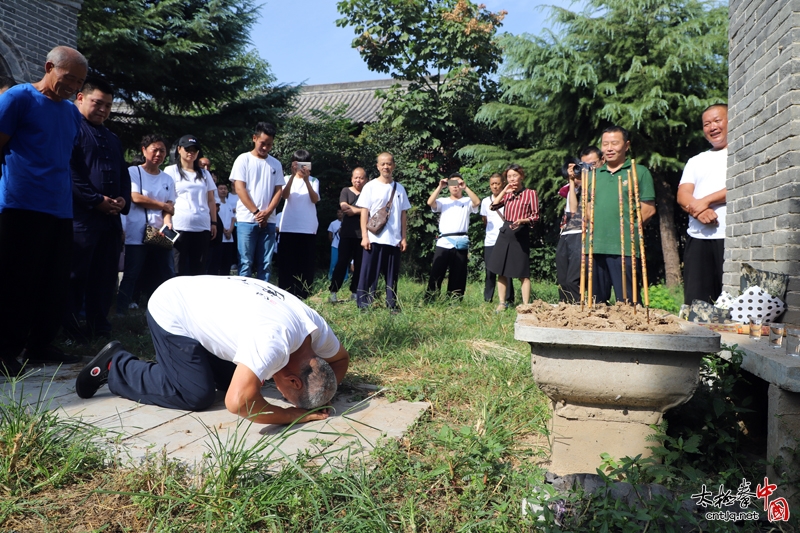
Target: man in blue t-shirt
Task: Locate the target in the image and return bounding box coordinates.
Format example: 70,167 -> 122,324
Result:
0,46 -> 87,376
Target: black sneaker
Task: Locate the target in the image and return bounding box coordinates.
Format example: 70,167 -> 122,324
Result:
0,355 -> 23,378
22,345 -> 81,365
75,340 -> 123,399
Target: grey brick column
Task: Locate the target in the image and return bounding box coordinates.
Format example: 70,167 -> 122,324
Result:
0,0 -> 83,83
726,0 -> 800,324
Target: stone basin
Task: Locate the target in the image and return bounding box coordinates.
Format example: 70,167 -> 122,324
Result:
515,315 -> 720,475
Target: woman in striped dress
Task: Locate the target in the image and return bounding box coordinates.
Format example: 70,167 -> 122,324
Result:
486,164 -> 539,311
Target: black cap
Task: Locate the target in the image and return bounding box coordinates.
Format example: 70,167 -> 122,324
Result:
178,135 -> 200,149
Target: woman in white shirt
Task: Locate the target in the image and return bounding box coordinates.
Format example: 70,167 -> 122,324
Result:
278,149 -> 319,299
117,135 -> 176,313
164,135 -> 217,276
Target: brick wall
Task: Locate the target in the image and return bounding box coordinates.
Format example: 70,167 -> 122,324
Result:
726,0 -> 800,324
0,0 -> 83,83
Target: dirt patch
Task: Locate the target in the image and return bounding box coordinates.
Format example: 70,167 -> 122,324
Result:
515,301 -> 682,334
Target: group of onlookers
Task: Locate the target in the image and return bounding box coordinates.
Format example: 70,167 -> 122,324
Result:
0,45 -> 728,378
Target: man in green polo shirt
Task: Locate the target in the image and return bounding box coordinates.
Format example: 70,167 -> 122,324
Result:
588,126 -> 656,304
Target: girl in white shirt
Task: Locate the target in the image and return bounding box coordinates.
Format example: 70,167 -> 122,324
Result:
164,135 -> 217,276
278,149 -> 319,299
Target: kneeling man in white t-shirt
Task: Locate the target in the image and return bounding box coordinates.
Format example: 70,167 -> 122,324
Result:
75,276 -> 349,425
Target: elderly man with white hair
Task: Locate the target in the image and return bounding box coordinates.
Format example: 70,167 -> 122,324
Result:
76,276 -> 350,424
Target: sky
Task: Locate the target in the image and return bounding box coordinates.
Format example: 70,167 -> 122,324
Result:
251,0 -> 580,87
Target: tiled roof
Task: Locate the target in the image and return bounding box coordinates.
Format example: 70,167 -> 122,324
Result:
291,79 -> 408,124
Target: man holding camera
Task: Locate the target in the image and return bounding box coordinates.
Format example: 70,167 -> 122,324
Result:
557,147 -> 603,303
677,104 -> 728,305
425,172 -> 481,300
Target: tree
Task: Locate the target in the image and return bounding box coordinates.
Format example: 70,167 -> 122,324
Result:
461,0 -> 728,287
335,0 -> 507,274
78,0 -> 297,171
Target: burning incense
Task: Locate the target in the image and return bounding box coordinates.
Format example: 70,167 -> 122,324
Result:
618,174 -> 627,303
627,170 -> 637,313
580,168 -> 588,311
587,169 -> 596,307
631,161 -> 650,323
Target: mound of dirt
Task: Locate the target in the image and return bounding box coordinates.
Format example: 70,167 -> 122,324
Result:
515,301 -> 683,334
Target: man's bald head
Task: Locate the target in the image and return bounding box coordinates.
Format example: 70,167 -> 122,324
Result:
294,356 -> 337,409
40,46 -> 88,101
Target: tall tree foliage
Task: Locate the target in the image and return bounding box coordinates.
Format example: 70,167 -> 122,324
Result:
78,0 -> 297,170
461,0 -> 728,286
335,0 -> 507,274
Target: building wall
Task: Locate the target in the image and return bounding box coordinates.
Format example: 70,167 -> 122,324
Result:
726,0 -> 800,324
0,0 -> 83,83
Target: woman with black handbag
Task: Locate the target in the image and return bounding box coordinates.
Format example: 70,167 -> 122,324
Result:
117,135 -> 175,313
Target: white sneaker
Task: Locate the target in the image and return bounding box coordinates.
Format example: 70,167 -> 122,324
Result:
128,302 -> 139,309
329,292 -> 338,303
350,293 -> 357,301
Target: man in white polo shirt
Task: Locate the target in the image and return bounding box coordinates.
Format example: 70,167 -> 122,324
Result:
75,276 -> 350,425
230,122 -> 285,282
425,172 -> 480,300
677,104 -> 728,305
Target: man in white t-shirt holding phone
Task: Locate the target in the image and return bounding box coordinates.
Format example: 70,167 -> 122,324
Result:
425,172 -> 480,300
75,276 -> 350,425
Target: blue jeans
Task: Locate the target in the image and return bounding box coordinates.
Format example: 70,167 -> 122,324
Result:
237,222 -> 276,281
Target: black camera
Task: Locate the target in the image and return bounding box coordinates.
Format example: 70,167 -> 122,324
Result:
572,162 -> 593,177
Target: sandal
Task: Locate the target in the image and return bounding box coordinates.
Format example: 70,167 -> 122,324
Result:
495,302 -> 508,313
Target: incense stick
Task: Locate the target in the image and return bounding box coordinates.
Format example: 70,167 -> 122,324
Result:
628,170 -> 637,313
618,174 -> 627,303
631,161 -> 650,323
579,168 -> 587,311
587,169 -> 596,308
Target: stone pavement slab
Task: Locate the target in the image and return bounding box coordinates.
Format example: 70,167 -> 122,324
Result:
1,362 -> 430,470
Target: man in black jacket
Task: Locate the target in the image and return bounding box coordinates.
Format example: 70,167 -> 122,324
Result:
65,78 -> 131,339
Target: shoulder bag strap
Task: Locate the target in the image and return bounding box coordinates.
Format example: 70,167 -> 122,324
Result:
384,181 -> 398,212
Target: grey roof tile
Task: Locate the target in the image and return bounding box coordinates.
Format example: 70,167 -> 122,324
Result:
290,79 -> 409,124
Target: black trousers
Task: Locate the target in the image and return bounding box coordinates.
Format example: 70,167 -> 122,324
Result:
357,243 -> 401,309
329,236 -> 363,294
592,254 -> 641,305
556,232 -> 582,303
107,311 -> 236,411
426,246 -> 468,300
683,236 -> 724,305
483,245 -> 514,303
278,232 -> 317,299
174,230 -> 210,276
208,242 -> 236,275
0,209 -> 72,358
68,226 -> 122,333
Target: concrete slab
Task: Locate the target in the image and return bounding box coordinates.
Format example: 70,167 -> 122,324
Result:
720,331 -> 800,392
0,365 -> 430,471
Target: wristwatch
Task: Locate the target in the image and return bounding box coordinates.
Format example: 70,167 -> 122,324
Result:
252,209 -> 260,216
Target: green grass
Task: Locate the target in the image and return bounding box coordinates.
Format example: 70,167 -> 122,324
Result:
0,277 -> 778,532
